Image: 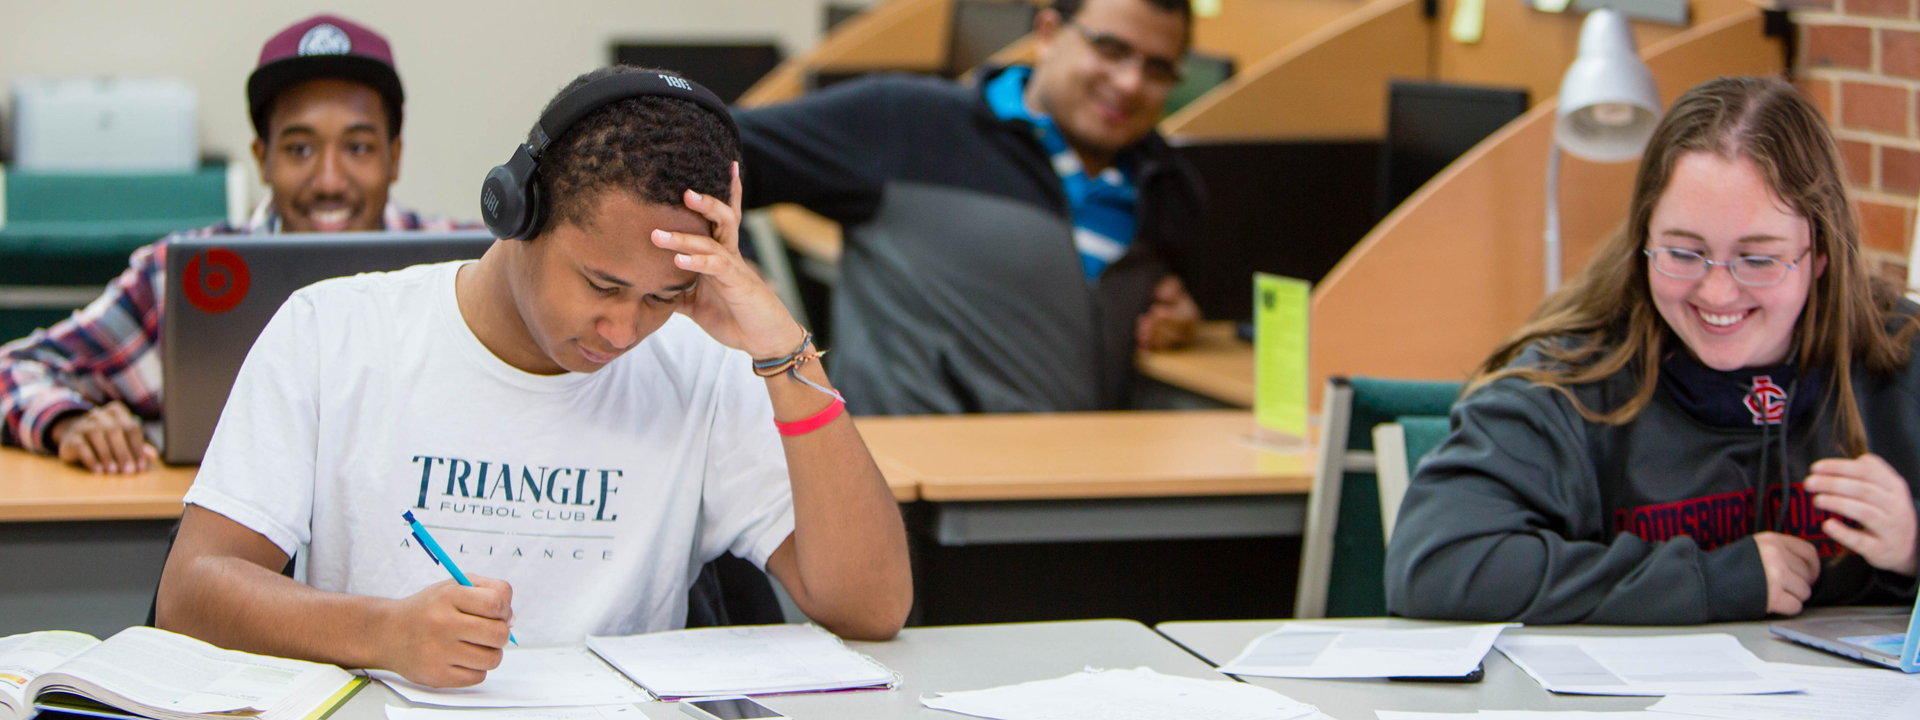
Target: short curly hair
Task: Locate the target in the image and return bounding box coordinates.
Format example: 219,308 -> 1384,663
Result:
534,65 -> 739,237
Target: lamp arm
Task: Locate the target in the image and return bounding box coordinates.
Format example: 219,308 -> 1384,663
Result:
1544,143 -> 1563,297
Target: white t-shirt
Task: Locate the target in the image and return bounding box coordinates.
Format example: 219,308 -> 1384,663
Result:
184,261 -> 795,644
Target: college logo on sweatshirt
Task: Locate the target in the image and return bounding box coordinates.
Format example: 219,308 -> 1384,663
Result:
1744,376 -> 1787,425
1614,484 -> 1842,556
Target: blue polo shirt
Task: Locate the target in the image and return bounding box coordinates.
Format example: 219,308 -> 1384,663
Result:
985,66 -> 1140,281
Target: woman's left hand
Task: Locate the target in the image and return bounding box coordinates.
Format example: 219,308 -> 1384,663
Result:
1806,454 -> 1918,576
650,162 -> 806,359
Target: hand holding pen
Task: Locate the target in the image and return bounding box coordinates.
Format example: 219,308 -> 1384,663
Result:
379,511 -> 517,689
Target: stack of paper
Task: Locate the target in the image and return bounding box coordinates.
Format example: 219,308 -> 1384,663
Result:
585,624 -> 895,700
1219,623 -> 1516,678
1494,635 -> 1800,696
369,647 -> 647,708
922,667 -> 1318,720
1648,662 -> 1920,720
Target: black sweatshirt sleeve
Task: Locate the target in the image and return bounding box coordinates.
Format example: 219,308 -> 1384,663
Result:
1385,379 -> 1769,625
734,78 -> 898,224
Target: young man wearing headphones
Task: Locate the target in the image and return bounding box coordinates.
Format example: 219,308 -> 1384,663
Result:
155,67 -> 912,688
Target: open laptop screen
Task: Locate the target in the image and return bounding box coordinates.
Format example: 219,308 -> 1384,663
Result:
161,230 -> 495,464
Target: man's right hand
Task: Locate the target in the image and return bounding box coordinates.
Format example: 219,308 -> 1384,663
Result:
377,577 -> 514,688
52,402 -> 158,474
1754,532 -> 1820,616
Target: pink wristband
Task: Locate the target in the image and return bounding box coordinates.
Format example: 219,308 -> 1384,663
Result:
776,397 -> 845,437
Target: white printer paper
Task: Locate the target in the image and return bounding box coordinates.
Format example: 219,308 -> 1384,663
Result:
1495,634 -> 1800,696
370,646 -> 646,708
922,667 -> 1318,720
1648,662 -> 1920,720
386,706 -> 643,720
1219,623 -> 1516,678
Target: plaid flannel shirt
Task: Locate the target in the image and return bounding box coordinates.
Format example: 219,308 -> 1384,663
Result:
0,202 -> 472,454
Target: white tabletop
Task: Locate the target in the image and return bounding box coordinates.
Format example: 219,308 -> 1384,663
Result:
1157,608 -> 1896,720
331,619 -> 1234,720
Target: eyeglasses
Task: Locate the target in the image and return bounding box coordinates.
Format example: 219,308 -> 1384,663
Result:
1644,247 -> 1813,288
1066,22 -> 1183,86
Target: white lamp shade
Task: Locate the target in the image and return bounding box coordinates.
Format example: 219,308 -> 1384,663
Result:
1554,9 -> 1662,163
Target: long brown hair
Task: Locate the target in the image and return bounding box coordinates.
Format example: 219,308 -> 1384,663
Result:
1469,76 -> 1915,455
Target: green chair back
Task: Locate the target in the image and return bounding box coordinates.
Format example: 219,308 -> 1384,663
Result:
1312,376 -> 1459,618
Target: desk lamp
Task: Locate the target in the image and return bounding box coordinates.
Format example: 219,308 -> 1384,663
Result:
1545,9 -> 1662,295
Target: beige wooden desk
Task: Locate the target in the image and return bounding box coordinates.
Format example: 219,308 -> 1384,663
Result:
0,447 -> 187,637
1136,320 -> 1255,408
855,410 -> 1312,547
0,446 -> 195,521
856,409 -> 1306,501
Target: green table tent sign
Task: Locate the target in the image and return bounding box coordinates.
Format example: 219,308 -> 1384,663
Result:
1254,273 -> 1309,445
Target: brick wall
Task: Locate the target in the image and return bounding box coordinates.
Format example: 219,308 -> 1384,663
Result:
1799,0 -> 1920,272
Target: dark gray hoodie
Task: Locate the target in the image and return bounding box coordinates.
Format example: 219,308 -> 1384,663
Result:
1387,312 -> 1920,624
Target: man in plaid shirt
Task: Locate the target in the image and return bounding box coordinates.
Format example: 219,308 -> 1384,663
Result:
0,15 -> 471,473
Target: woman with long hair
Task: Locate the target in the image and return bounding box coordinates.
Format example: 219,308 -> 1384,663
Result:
1385,76 -> 1920,624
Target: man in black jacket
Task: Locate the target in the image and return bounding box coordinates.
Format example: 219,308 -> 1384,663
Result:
737,0 -> 1205,415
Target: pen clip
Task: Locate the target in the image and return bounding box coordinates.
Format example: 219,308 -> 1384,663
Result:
410,530 -> 443,565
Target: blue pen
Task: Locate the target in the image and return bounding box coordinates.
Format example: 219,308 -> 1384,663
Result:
403,511 -> 517,645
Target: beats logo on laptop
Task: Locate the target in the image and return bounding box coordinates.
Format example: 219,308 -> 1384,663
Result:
182,247 -> 251,314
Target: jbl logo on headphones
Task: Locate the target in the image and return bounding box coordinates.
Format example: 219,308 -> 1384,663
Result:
660,74 -> 691,91
182,247 -> 251,314
482,188 -> 501,217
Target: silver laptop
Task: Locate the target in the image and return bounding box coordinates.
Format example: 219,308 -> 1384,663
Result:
1770,593 -> 1920,672
162,230 -> 495,464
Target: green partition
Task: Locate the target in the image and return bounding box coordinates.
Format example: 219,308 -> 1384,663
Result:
0,164 -> 228,286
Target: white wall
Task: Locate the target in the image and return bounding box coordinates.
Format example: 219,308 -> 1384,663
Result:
0,0 -> 871,220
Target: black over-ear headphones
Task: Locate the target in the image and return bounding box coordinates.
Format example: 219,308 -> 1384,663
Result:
480,70 -> 740,240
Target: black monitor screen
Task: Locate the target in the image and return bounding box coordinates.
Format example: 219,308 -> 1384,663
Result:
947,1 -> 1038,77
610,43 -> 784,104
1376,81 -> 1529,220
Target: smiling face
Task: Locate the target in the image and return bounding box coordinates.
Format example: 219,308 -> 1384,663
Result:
1027,0 -> 1186,164
508,191 -> 705,374
1647,152 -> 1825,371
250,78 -> 400,233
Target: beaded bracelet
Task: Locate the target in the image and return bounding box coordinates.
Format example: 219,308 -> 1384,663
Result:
753,331 -> 845,435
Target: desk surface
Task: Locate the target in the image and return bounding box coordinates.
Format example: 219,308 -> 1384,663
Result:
1159,609 -> 1889,720
1137,320 -> 1255,407
330,620 -> 1229,720
854,410 -> 1311,502
0,448 -> 195,521
1,409 -> 1302,518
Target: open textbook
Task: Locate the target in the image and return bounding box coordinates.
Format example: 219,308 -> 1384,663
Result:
0,628 -> 363,720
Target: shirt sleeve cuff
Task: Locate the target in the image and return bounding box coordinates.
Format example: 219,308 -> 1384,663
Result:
181,486 -> 304,558
1702,536 -> 1769,622
21,397 -> 93,455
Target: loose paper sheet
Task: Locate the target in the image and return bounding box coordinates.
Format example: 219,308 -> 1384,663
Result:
386,704 -> 643,720
1495,634 -> 1800,696
921,667 -> 1318,720
586,624 -> 892,699
1220,623 -> 1516,679
1648,662 -> 1920,720
371,647 -> 647,708
1377,713 -> 1688,719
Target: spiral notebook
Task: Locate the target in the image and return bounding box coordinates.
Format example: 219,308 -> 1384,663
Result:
584,624 -> 897,701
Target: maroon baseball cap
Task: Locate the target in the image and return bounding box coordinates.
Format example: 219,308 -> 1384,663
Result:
246,14 -> 405,139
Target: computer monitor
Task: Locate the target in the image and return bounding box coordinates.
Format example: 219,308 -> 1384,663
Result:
1165,52 -> 1234,116
161,230 -> 496,464
609,43 -> 784,104
946,0 -> 1038,77
1375,80 -> 1529,220
825,3 -> 865,33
